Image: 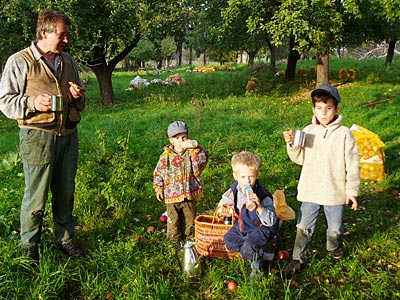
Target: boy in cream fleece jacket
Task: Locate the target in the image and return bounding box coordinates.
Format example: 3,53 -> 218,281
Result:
282,83 -> 360,279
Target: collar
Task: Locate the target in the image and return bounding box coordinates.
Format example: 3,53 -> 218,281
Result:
30,41 -> 61,63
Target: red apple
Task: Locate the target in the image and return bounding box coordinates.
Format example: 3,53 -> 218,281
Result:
277,250 -> 290,261
160,215 -> 168,223
105,293 -> 114,300
227,281 -> 237,291
392,190 -> 399,197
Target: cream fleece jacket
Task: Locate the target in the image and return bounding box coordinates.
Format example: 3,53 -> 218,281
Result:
287,114 -> 360,205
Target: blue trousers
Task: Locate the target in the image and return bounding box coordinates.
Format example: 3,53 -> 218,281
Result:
19,129 -> 78,247
292,202 -> 345,263
224,222 -> 276,260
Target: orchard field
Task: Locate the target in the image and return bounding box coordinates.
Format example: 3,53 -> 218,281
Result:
0,58 -> 399,299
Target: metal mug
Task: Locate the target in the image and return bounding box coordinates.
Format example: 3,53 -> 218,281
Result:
50,95 -> 63,112
293,130 -> 306,147
224,216 -> 232,225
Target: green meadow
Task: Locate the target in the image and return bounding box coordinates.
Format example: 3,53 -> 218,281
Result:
0,58 -> 399,299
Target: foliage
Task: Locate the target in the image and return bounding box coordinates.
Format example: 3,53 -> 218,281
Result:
1,0 -> 399,105
0,0 -> 37,65
129,39 -> 157,68
160,36 -> 177,67
0,59 -> 400,299
207,49 -> 237,65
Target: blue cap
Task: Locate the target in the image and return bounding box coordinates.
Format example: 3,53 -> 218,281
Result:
311,83 -> 340,105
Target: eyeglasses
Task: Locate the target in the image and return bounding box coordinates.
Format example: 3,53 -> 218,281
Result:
54,32 -> 70,40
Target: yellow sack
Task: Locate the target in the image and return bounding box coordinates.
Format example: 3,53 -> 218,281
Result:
273,190 -> 295,221
350,124 -> 385,182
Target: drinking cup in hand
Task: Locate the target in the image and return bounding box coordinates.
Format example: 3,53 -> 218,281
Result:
50,95 -> 63,112
243,184 -> 256,211
293,130 -> 306,147
181,139 -> 198,149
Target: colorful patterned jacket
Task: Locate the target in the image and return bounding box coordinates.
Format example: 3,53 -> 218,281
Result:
153,144 -> 208,204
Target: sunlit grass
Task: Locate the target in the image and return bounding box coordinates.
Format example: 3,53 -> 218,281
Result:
0,57 -> 399,299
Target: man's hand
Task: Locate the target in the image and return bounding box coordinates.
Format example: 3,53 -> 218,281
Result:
34,94 -> 52,112
69,82 -> 86,99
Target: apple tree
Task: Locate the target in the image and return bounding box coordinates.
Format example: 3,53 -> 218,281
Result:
0,0 -> 171,105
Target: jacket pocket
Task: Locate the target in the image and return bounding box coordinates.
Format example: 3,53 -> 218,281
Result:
68,106 -> 81,123
23,112 -> 56,124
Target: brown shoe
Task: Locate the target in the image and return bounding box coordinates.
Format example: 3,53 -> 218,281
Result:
331,247 -> 344,261
22,246 -> 39,262
283,259 -> 302,279
60,242 -> 83,258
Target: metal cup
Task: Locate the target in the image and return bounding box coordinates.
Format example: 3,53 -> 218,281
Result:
293,130 -> 306,147
224,216 -> 232,225
50,95 -> 63,112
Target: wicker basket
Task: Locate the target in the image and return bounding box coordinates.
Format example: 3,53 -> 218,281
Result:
194,208 -> 241,259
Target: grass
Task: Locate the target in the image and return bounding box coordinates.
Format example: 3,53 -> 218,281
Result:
0,57 -> 399,299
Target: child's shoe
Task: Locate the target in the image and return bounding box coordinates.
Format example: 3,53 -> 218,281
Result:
331,247 -> 344,261
248,257 -> 264,283
283,259 -> 301,279
22,245 -> 39,262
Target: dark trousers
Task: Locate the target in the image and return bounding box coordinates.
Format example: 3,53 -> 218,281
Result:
166,200 -> 196,242
224,222 -> 276,260
19,129 -> 78,247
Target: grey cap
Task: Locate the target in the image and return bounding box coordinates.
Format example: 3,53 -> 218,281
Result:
167,121 -> 188,137
311,83 -> 341,105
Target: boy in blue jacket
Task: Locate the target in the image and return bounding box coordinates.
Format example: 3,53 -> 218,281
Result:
218,151 -> 280,281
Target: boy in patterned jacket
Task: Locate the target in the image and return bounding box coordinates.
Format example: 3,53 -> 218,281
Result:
153,121 -> 208,243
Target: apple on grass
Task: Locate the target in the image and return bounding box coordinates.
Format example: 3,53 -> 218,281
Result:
277,250 -> 290,261
160,215 -> 168,223
160,211 -> 168,223
227,281 -> 237,291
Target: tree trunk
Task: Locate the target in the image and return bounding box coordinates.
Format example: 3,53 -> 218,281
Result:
247,50 -> 257,67
178,43 -> 183,66
85,42 -> 138,105
316,53 -> 329,86
203,50 -> 207,65
285,37 -> 300,81
189,47 -> 193,66
266,37 -> 277,73
122,59 -> 130,71
237,52 -> 243,64
91,63 -> 115,106
385,39 -> 396,66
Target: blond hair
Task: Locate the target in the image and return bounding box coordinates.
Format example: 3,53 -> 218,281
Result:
231,151 -> 261,173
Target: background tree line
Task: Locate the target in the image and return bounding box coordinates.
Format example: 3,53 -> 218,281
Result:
0,0 -> 399,105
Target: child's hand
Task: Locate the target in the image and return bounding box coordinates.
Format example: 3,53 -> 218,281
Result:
249,193 -> 260,204
249,193 -> 261,208
156,191 -> 164,202
283,130 -> 294,145
346,195 -> 358,210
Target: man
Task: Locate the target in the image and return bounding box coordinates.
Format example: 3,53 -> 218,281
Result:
0,9 -> 86,261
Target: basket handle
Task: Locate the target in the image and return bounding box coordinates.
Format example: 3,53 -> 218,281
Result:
213,204 -> 236,224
